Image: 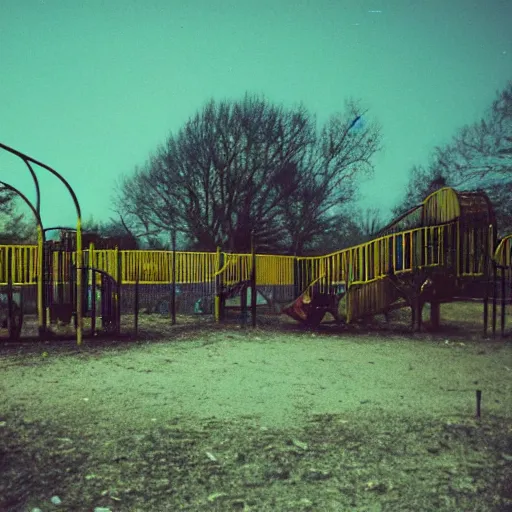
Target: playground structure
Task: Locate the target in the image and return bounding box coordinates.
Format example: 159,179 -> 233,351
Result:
1,142 -> 512,343
288,188 -> 498,328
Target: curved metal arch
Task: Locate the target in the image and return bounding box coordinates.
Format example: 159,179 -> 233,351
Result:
0,143 -> 81,219
494,234 -> 512,268
0,181 -> 43,232
22,160 -> 41,215
0,142 -> 84,344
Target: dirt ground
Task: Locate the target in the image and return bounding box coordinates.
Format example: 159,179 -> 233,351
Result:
1,307 -> 512,511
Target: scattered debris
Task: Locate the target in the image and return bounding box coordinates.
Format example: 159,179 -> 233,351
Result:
207,491 -> 228,502
365,480 -> 388,493
205,451 -> 218,461
291,439 -> 308,450
302,468 -> 331,481
50,495 -> 62,505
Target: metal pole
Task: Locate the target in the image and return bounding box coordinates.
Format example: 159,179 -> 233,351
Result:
483,225 -> 493,338
215,246 -> 222,323
6,247 -> 14,340
483,280 -> 489,337
134,277 -> 139,336
501,267 -> 506,338
251,232 -> 257,328
171,231 -> 176,325
76,219 -> 83,344
293,254 -> 299,299
116,248 -> 122,336
492,263 -> 497,338
37,226 -> 45,336
91,269 -> 97,336
240,281 -> 248,328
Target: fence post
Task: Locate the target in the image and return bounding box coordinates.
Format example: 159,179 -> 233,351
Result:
492,262 -> 497,338
171,231 -> 176,325
76,222 -> 83,345
44,242 -> 52,332
116,248 -> 122,336
215,246 -> 223,323
251,232 -> 257,328
240,280 -> 248,328
501,267 -> 506,338
293,254 -> 300,299
6,247 -> 14,339
134,276 -> 139,336
483,272 -> 489,338
91,269 -> 97,336
37,228 -> 46,337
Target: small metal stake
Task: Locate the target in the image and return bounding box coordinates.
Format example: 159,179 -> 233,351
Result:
476,389 -> 482,418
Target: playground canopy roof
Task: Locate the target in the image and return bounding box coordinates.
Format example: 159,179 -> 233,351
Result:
378,187 -> 496,236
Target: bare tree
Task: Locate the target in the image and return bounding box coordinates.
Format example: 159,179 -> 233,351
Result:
80,215 -> 142,249
0,188 -> 36,244
394,81 -> 512,231
115,94 -> 381,254
305,206 -> 387,255
278,103 -> 381,253
393,165 -> 449,217
359,207 -> 387,240
436,82 -> 511,188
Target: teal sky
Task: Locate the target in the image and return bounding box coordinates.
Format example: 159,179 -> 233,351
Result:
1,0 -> 511,232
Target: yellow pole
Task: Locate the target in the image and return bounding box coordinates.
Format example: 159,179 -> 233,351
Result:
214,246 -> 221,323
36,225 -> 44,334
89,240 -> 95,312
76,217 -> 83,345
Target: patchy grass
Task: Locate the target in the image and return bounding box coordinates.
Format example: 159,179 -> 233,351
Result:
1,321 -> 511,511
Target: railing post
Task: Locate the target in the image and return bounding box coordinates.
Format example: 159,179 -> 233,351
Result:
134,276 -> 139,336
76,218 -> 83,344
215,246 -> 222,323
116,247 -> 122,336
36,226 -> 45,336
6,247 -> 14,339
251,232 -> 257,328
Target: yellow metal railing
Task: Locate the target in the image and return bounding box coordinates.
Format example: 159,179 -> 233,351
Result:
0,245 -> 38,285
296,223 -> 453,291
0,221 -> 493,304
255,254 -> 295,286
